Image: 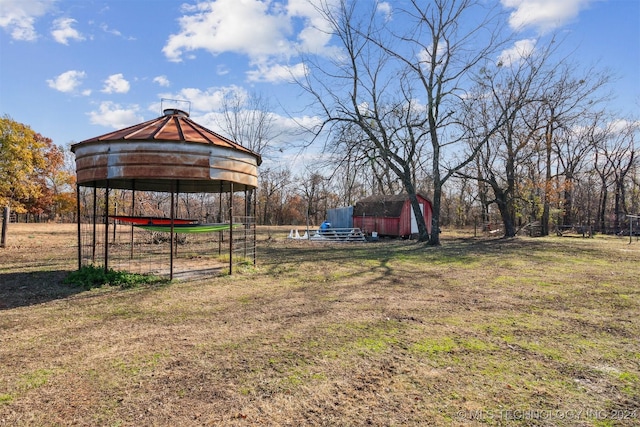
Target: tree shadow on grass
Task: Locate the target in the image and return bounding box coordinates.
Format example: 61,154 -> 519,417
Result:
260,236 -> 612,276
0,269 -> 83,310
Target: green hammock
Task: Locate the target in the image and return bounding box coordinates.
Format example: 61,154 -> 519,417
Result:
136,223 -> 241,234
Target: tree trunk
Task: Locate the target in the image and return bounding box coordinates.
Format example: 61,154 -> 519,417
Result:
562,171 -> 574,226
1,206 -> 9,248
401,173 -> 429,242
427,141 -> 442,246
493,187 -> 517,237
428,189 -> 441,245
408,193 -> 429,242
541,118 -> 553,236
598,187 -> 607,233
614,181 -> 622,234
476,159 -> 490,226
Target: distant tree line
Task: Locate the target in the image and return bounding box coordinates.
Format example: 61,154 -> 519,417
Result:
2,110 -> 637,237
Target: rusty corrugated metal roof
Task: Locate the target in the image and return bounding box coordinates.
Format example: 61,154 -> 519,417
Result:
73,109 -> 261,165
353,193 -> 432,217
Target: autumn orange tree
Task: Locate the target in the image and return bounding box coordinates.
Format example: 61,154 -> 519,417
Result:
1,115 -> 45,213
0,115 -> 74,221
24,136 -> 76,220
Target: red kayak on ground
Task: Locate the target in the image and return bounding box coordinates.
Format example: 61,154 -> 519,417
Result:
109,215 -> 198,225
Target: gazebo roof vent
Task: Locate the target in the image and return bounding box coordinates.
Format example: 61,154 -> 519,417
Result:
163,108 -> 189,117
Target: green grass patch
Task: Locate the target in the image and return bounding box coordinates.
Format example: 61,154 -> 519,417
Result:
411,336 -> 499,358
19,369 -> 54,390
356,335 -> 397,353
412,337 -> 457,356
111,352 -> 167,377
619,371 -> 639,382
459,337 -> 499,352
64,265 -> 165,289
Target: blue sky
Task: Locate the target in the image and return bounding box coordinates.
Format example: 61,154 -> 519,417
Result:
1,0 -> 638,169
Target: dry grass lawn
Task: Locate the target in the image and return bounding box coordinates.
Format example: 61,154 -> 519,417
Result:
0,223 -> 639,426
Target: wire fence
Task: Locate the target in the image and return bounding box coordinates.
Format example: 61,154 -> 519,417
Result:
77,186 -> 256,279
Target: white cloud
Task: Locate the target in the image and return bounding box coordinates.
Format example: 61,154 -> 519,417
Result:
216,64 -> 230,76
246,62 -> 308,83
418,43 -> 447,72
501,0 -> 594,33
295,22 -> 331,54
194,108 -> 322,151
189,111 -> 229,134
273,113 -> 322,134
46,70 -> 87,93
498,38 -> 537,67
162,0 -> 338,82
153,75 -> 170,87
157,85 -> 249,113
287,0 -> 336,54
88,101 -> 144,129
0,0 -> 54,41
99,23 -> 121,37
101,73 -> 130,94
51,17 -> 84,44
285,0 -> 320,17
609,119 -> 639,134
163,0 -> 291,62
99,22 -> 135,40
376,2 -> 393,22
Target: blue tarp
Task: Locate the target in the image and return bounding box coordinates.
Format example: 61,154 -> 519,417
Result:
327,206 -> 353,229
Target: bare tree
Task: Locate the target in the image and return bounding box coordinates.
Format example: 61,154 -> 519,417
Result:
594,120 -> 638,233
553,113 -> 605,227
257,167 -> 292,225
536,63 -> 610,235
327,122 -> 404,202
629,164 -> 640,215
298,169 -> 330,226
297,0 -> 507,244
217,90 -> 283,159
461,41 -> 556,237
215,90 -> 285,222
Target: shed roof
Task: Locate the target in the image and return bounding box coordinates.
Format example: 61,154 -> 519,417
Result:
353,194 -> 431,217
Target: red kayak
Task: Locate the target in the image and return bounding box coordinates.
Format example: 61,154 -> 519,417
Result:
110,215 -> 198,225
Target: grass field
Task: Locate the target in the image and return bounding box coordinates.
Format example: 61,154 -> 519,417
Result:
1,223 -> 639,426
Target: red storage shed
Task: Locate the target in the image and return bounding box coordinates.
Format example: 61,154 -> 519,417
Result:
353,194 -> 433,238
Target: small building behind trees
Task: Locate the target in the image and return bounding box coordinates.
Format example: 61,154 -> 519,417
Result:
336,194 -> 433,239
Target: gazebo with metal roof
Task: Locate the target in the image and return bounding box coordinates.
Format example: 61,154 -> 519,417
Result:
71,108 -> 262,278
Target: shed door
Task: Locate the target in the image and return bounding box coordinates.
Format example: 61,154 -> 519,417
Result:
410,203 -> 425,234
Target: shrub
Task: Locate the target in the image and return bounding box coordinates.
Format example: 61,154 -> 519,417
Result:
64,265 -> 163,290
